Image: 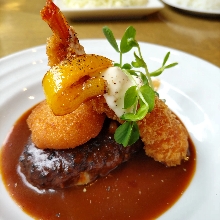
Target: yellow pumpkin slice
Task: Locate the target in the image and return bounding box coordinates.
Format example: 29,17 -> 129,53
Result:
43,54 -> 113,115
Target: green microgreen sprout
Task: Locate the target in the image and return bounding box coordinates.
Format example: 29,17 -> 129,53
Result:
102,26 -> 178,147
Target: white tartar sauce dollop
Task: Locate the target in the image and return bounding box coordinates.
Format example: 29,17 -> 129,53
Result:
100,66 -> 142,118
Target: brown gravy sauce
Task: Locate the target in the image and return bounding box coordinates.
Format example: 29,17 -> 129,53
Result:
0,106 -> 196,220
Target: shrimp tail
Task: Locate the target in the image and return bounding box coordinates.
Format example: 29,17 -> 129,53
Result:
40,0 -> 85,66
41,0 -> 69,44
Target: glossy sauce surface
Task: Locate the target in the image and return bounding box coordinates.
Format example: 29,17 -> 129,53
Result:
0,107 -> 196,220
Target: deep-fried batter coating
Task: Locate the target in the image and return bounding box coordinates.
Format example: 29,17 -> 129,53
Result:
27,100 -> 105,149
91,96 -> 188,166
138,98 -> 188,166
91,96 -> 123,123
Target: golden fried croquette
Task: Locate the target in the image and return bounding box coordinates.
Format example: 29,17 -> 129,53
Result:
92,96 -> 188,166
27,100 -> 105,149
138,98 -> 189,166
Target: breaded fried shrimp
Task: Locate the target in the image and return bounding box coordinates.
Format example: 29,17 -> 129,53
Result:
138,98 -> 189,166
91,96 -> 188,166
27,100 -> 105,149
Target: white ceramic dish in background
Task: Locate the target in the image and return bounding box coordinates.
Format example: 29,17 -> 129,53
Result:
53,0 -> 164,19
0,40 -> 220,219
162,0 -> 220,15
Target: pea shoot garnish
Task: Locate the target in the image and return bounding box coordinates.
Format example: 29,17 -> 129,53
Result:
102,26 -> 178,147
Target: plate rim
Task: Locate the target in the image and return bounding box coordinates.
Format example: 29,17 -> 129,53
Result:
0,40 -> 220,220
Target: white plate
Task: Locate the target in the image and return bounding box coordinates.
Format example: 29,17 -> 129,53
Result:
0,40 -> 220,219
53,0 -> 164,19
162,0 -> 220,15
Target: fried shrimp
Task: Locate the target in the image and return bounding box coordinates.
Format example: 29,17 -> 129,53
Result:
27,100 -> 105,149
40,0 -> 85,67
91,96 -> 188,166
138,98 -> 188,166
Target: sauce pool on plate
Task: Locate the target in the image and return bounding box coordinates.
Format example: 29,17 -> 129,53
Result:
0,105 -> 196,220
